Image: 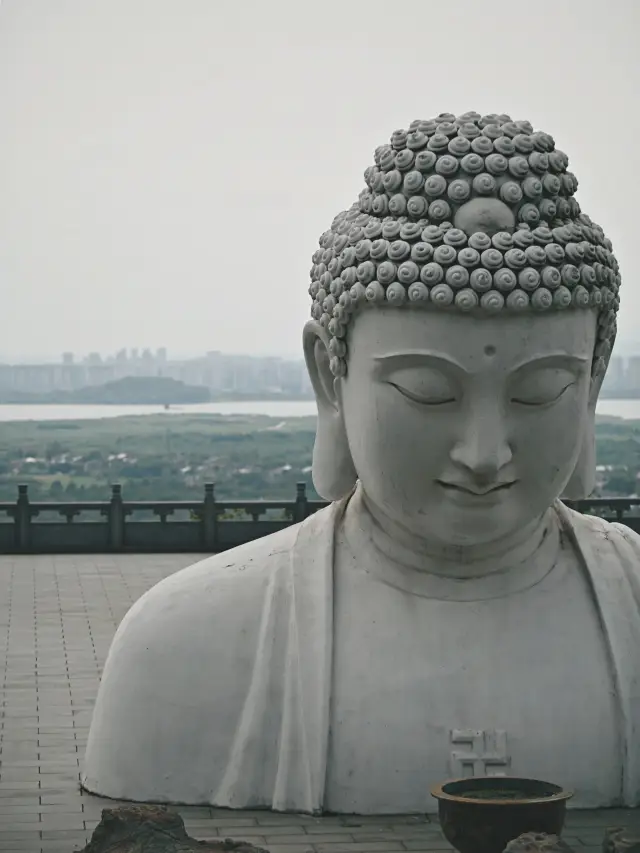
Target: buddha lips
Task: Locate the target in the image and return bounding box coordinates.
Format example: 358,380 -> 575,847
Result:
309,111 -> 619,379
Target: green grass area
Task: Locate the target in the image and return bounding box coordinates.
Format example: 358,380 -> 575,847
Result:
0,412 -> 639,502
0,414 -> 319,501
28,474 -> 100,488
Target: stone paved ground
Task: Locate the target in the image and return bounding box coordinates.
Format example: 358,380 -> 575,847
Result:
0,554 -> 639,853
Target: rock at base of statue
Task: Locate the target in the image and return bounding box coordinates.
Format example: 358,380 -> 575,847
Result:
79,805 -> 270,853
603,828 -> 640,853
503,833 -> 575,853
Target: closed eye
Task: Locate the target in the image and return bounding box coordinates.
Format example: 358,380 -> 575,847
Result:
390,383 -> 456,406
511,382 -> 575,407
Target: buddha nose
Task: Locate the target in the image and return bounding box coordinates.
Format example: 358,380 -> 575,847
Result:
449,409 -> 513,482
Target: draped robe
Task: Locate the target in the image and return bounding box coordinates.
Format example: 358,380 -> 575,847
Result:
82,497 -> 640,813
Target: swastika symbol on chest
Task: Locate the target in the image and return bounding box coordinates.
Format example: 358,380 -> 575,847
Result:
450,729 -> 511,776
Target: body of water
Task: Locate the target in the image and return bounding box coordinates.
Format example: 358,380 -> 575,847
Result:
0,399 -> 639,422
0,401 -> 319,422
596,400 -> 640,420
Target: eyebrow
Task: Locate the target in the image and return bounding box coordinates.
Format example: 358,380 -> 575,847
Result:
372,351 -> 468,373
372,351 -> 591,374
510,353 -> 591,372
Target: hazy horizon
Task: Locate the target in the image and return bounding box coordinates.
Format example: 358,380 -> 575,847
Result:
0,346 -> 308,364
5,336 -> 640,367
1,0 -> 639,362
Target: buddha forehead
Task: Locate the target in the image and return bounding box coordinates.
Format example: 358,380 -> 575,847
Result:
345,305 -> 597,376
308,111 -> 620,380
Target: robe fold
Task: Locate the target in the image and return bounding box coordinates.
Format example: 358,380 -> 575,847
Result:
82,497 -> 640,813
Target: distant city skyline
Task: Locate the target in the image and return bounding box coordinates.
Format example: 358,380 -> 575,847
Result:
0,347 -> 312,398
0,346 -> 306,365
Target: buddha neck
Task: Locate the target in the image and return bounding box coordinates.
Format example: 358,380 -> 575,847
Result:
351,484 -> 558,588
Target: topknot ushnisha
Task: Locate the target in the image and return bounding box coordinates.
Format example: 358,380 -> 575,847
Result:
308,112 -> 620,378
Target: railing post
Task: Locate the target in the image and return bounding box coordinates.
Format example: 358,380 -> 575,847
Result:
15,484 -> 31,552
108,484 -> 125,552
294,482 -> 308,524
202,483 -> 218,552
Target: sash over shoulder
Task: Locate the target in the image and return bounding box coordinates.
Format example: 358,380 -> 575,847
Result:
213,495 -> 348,813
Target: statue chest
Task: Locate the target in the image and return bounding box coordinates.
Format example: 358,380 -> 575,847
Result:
325,543 -> 620,814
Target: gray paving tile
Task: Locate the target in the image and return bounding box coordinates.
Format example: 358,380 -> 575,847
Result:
315,844 -> 404,852
0,832 -> 42,842
0,769 -> 41,783
0,797 -> 41,808
264,835 -> 357,845
265,847 -> 316,853
173,806 -> 214,819
0,816 -> 41,828
349,832 -> 438,842
40,815 -> 87,831
40,840 -> 90,852
256,816 -> 323,826
400,846 -> 454,852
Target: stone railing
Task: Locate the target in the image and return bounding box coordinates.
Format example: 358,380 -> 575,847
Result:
0,486 -> 638,555
0,483 -> 329,554
563,496 -> 640,526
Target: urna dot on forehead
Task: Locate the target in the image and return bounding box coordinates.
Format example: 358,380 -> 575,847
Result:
308,111 -> 620,379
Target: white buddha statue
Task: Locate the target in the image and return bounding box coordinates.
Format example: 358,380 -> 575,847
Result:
82,112 -> 640,816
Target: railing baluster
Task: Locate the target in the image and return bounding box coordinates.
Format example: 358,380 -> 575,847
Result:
15,485 -> 31,552
202,483 -> 217,552
295,482 -> 308,523
108,485 -> 125,552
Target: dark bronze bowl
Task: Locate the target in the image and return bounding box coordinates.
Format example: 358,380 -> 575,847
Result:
431,777 -> 573,853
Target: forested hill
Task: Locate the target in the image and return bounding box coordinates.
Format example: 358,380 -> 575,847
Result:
0,376 -> 210,405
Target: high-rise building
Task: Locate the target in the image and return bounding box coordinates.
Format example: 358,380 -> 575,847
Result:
0,348 -> 313,397
627,356 -> 640,389
607,356 -> 625,388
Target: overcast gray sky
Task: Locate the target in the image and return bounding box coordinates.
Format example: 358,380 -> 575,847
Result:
0,0 -> 638,362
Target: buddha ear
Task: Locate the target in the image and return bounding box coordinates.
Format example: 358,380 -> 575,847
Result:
303,320 -> 357,501
562,356 -> 607,501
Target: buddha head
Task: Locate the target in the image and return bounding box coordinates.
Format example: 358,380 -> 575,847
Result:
303,112 -> 621,547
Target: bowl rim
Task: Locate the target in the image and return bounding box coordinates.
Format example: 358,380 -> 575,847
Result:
430,776 -> 574,806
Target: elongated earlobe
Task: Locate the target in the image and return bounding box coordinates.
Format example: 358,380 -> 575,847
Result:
562,354 -> 607,500
303,321 -> 357,501
562,415 -> 595,500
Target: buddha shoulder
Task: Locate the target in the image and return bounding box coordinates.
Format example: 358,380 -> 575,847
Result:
87,523 -> 306,720
114,522 -> 301,648
83,523 -> 303,800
